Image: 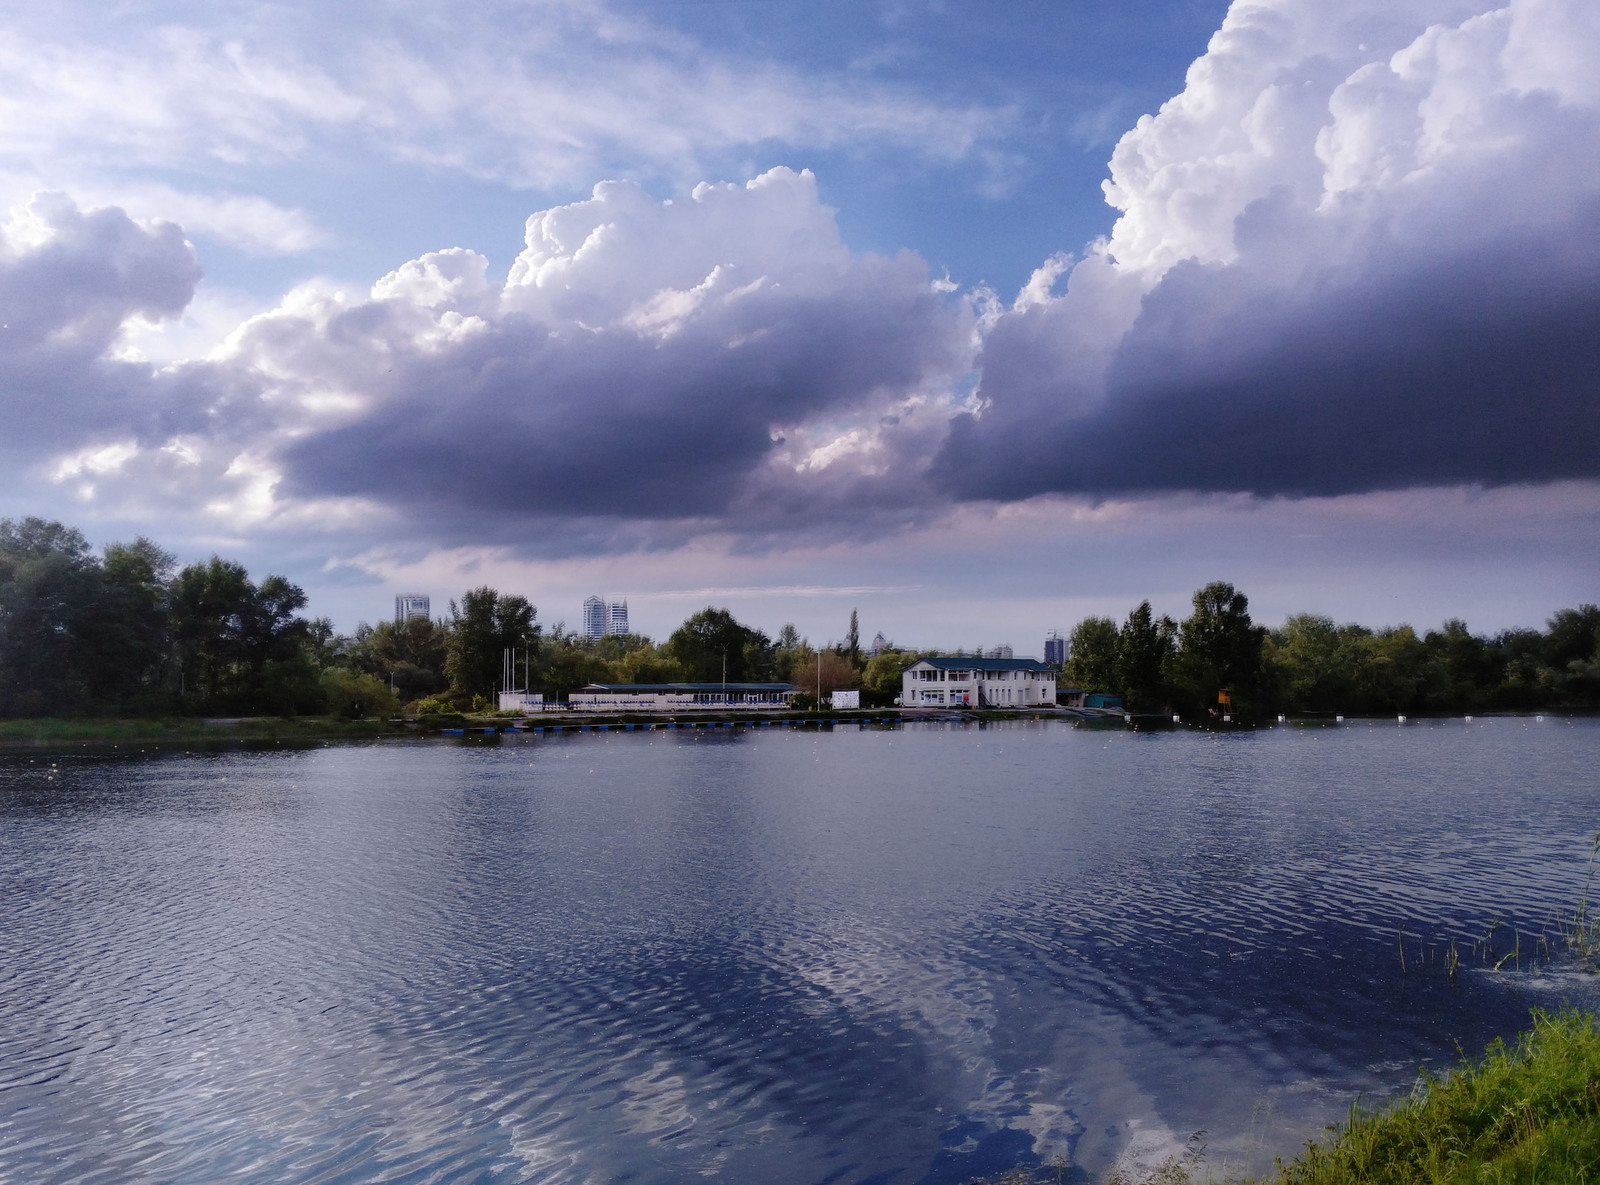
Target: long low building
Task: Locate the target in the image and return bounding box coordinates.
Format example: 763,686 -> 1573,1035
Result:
902,657 -> 1056,708
567,682 -> 799,712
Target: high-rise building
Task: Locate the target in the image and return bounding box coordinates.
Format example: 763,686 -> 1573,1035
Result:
984,644 -> 1014,659
582,595 -> 608,639
584,596 -> 630,638
1044,631 -> 1066,667
395,594 -> 430,623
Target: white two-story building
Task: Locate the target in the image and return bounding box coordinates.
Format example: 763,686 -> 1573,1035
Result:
901,657 -> 1056,708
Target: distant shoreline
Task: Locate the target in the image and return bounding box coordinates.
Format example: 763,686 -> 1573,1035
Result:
1,708 -> 1593,754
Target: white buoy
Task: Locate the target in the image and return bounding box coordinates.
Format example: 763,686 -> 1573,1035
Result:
1398,714 -> 1407,723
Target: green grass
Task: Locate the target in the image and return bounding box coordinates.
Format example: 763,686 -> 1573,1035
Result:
0,715 -> 406,748
1269,1011 -> 1600,1185
969,1013 -> 1600,1185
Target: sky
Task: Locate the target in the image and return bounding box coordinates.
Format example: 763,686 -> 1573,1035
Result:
1,0 -> 1597,651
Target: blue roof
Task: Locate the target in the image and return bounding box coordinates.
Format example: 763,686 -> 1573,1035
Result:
576,682 -> 798,693
912,657 -> 1052,672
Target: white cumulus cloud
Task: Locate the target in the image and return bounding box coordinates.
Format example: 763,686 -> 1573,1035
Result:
949,0 -> 1600,501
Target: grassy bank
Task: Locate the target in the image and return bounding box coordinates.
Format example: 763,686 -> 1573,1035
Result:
0,715 -> 406,749
1268,1010 -> 1600,1184
972,1011 -> 1600,1185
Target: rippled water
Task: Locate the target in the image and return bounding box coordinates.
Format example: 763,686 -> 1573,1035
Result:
3,718 -> 1599,1184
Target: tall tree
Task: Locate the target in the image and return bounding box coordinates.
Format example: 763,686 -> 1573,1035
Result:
169,557 -> 317,713
446,587 -> 540,704
85,538 -> 176,710
1116,601 -> 1175,710
0,518 -> 102,715
1173,582 -> 1265,713
665,607 -> 772,683
1546,605 -> 1600,671
846,609 -> 861,667
1065,616 -> 1120,694
1265,614 -> 1349,713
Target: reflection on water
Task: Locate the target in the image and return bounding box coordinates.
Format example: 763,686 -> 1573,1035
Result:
2,719 -> 1598,1183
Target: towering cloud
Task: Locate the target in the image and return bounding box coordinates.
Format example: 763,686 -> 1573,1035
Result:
945,0 -> 1600,499
176,168 -> 972,534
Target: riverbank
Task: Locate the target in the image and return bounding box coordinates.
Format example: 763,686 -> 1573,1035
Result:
1268,1009 -> 1600,1185
0,715 -> 406,750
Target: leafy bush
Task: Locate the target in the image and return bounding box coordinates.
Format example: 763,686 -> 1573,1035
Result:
320,669 -> 400,719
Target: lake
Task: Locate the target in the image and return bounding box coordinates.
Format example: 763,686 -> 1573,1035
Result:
2,718 -> 1598,1183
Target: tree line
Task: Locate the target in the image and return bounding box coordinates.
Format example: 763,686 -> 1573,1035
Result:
1062,581 -> 1600,717
0,517 -> 883,717
3,517 -> 1594,719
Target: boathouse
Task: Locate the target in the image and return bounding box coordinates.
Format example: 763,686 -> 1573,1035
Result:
901,657 -> 1056,708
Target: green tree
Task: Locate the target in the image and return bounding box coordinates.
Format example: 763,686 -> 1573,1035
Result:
862,649 -> 915,697
664,607 -> 772,683
445,587 -> 540,703
846,609 -> 861,668
1422,619 -> 1491,712
86,538 -> 176,711
344,616 -> 450,700
0,517 -> 102,715
168,557 -> 317,714
1172,582 -> 1265,714
1065,616 -> 1119,694
1265,614 -> 1348,713
1546,605 -> 1600,703
1349,625 -> 1429,714
1116,601 -> 1175,710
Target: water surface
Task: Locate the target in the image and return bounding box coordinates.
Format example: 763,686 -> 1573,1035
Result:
2,718 -> 1597,1183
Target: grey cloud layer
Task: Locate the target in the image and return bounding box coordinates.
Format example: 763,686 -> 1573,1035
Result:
0,195 -> 200,452
61,169 -> 973,543
947,195 -> 1600,499
280,254 -> 963,520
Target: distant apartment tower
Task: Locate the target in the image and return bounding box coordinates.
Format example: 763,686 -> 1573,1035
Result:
1044,631 -> 1066,667
985,644 -> 1014,659
583,596 -> 630,639
582,596 -> 607,639
395,594 -> 430,623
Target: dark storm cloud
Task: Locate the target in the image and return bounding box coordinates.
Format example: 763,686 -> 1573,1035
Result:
277,252 -> 966,521
942,198 -> 1600,500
